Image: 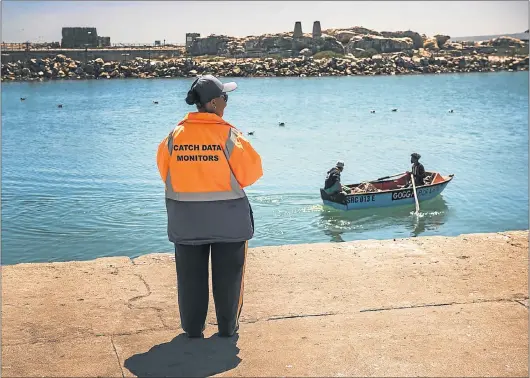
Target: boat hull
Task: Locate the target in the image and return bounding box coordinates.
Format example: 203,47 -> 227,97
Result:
321,175 -> 452,211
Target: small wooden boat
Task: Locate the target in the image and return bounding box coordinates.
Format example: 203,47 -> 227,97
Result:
320,171 -> 454,211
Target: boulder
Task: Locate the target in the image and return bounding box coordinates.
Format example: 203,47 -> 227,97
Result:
381,31 -> 424,49
423,38 -> 439,50
312,34 -> 345,54
102,62 -> 114,72
326,26 -> 381,37
434,35 -> 451,49
444,42 -> 463,50
334,30 -> 357,44
299,48 -> 312,57
84,64 -> 95,74
490,36 -> 524,48
346,35 -> 414,53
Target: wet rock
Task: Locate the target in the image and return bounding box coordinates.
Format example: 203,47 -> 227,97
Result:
84,64 -> 95,74
102,62 -> 114,72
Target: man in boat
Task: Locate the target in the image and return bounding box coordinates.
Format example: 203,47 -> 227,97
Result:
407,152 -> 427,187
324,161 -> 348,195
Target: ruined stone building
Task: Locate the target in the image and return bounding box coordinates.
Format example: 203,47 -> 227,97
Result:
98,37 -> 111,47
61,27 -> 111,48
186,33 -> 201,52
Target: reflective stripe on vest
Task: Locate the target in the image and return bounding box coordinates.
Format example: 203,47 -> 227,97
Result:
167,130 -> 174,155
164,127 -> 246,202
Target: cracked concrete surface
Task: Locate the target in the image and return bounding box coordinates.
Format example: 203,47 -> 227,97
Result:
2,231 -> 528,377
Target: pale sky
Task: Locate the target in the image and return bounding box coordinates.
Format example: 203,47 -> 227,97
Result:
1,1 -> 528,44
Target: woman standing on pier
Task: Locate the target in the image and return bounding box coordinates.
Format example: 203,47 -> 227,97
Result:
156,75 -> 263,338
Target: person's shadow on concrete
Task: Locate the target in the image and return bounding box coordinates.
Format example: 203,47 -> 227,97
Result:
124,333 -> 241,377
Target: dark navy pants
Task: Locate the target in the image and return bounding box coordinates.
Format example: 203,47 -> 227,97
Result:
174,241 -> 247,337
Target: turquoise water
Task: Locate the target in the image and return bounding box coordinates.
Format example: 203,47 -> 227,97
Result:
2,72 -> 528,265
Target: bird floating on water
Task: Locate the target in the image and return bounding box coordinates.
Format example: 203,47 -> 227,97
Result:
57,104 -> 63,108
20,97 -> 26,101
279,122 -> 285,126
153,101 -> 159,104
448,109 -> 454,113
391,108 -> 398,112
247,131 -> 254,136
370,110 -> 375,113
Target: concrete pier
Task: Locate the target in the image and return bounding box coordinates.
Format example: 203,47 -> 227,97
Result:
1,231 -> 528,377
0,48 -> 183,64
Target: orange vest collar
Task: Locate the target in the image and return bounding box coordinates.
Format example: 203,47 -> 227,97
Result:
179,112 -> 236,129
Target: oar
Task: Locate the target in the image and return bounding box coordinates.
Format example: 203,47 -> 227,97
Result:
373,172 -> 406,182
411,172 -> 420,214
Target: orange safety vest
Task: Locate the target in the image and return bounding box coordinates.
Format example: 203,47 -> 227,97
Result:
157,112 -> 263,202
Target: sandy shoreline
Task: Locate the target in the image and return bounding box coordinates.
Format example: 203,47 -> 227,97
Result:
2,230 -> 528,377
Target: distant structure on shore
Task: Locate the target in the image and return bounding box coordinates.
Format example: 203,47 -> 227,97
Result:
293,21 -> 322,39
61,27 -> 111,48
293,22 -> 303,38
185,33 -> 201,52
312,21 -> 322,38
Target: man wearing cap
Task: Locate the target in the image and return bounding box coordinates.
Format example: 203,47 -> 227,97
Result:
156,75 -> 263,338
324,161 -> 346,195
408,153 -> 427,187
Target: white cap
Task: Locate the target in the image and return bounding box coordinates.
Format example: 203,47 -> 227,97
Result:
336,160 -> 345,168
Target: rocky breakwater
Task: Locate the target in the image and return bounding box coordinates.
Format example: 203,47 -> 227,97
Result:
188,32 -> 345,57
2,52 -> 529,82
